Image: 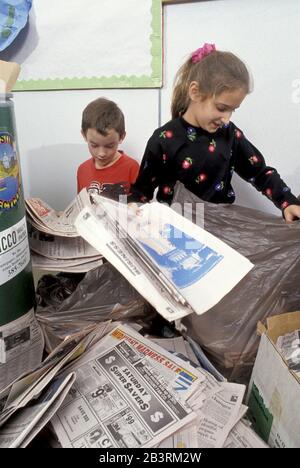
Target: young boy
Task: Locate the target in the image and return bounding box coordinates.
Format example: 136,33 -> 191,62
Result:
77,97 -> 139,200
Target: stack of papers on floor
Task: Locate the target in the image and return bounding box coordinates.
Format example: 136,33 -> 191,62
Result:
0,323 -> 267,448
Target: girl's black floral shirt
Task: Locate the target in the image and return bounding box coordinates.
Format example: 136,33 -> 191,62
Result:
130,117 -> 300,212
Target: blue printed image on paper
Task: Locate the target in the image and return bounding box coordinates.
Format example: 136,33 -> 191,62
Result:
137,223 -> 223,289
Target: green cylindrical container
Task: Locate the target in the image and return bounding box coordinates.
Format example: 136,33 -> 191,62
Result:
0,93 -> 35,326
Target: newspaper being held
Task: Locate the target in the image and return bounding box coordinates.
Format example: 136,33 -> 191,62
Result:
51,324 -> 203,448
75,195 -> 253,322
75,202 -> 192,322
0,372 -> 76,448
25,189 -> 92,237
0,309 -> 44,394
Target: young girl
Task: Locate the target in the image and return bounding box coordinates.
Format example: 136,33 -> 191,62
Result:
130,43 -> 300,222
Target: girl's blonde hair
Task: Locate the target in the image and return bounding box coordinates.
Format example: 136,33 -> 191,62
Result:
171,50 -> 252,119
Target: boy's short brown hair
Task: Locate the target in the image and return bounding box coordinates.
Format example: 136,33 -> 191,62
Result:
81,97 -> 125,137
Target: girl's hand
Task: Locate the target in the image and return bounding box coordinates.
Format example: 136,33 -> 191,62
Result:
283,204 -> 300,222
127,202 -> 142,216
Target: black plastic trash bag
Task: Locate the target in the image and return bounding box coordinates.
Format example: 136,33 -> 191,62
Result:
36,262 -> 157,352
36,272 -> 86,308
172,182 -> 300,384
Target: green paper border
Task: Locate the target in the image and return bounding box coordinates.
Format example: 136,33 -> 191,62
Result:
13,0 -> 162,91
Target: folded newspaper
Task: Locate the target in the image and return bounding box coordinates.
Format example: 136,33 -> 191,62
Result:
52,323 -> 201,448
25,189 -> 92,237
0,372 -> 76,448
26,190 -> 103,272
75,194 -> 254,322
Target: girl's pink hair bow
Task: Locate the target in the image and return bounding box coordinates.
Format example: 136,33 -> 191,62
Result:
191,43 -> 216,64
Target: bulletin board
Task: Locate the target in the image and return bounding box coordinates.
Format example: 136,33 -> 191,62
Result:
9,0 -> 162,91
162,1 -> 200,3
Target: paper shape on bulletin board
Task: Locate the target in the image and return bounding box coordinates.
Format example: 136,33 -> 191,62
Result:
2,0 -> 162,91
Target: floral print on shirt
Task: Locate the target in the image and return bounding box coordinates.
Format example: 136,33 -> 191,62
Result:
130,117 -> 300,213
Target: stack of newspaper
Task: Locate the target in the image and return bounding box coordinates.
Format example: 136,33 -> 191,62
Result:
26,190 -> 103,273
0,323 -> 268,448
75,194 -> 254,321
0,309 -> 45,398
0,322 -> 109,448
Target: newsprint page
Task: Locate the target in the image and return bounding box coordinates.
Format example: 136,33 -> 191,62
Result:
75,193 -> 253,322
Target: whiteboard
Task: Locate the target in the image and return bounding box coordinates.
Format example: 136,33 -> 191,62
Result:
1,0 -> 162,90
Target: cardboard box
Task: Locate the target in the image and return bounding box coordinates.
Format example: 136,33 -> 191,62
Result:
246,311 -> 300,448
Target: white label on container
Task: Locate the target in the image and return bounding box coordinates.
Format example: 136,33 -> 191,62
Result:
0,216 -> 31,286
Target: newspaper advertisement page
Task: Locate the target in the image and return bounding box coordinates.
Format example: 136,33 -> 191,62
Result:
52,325 -> 201,448
0,372 -> 76,448
95,325 -> 205,400
0,309 -> 44,392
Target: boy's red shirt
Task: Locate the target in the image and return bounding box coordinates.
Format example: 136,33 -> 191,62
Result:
77,151 -> 139,197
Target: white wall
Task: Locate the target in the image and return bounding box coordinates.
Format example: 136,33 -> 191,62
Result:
13,0 -> 300,213
14,89 -> 159,209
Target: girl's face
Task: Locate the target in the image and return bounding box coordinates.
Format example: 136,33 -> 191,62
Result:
184,85 -> 247,133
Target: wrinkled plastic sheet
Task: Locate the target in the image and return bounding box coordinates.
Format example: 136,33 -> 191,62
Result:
35,262 -> 157,352
172,182 -> 300,384
0,0 -> 32,51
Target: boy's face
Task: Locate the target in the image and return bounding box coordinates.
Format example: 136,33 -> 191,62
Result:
83,128 -> 124,169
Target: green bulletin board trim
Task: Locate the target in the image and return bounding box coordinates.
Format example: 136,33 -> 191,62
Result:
13,0 -> 162,91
